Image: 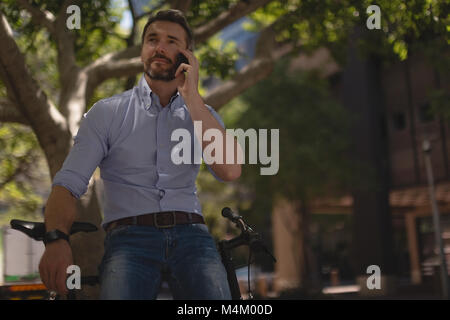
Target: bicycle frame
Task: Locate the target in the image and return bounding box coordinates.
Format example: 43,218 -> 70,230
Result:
217,225 -> 275,300
218,237 -> 245,300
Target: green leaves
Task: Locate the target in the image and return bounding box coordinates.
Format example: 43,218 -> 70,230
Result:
228,58 -> 354,201
429,89 -> 450,121
197,36 -> 239,81
0,124 -> 47,224
245,0 -> 447,64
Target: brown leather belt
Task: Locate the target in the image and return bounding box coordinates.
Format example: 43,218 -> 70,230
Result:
106,211 -> 205,232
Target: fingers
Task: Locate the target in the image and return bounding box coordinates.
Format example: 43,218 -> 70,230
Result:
178,48 -> 192,61
174,63 -> 190,78
40,265 -> 56,293
178,48 -> 198,67
38,259 -> 49,290
40,259 -> 62,294
39,243 -> 72,296
56,266 -> 69,295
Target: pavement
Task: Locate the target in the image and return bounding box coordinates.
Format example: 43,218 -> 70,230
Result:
262,278 -> 445,300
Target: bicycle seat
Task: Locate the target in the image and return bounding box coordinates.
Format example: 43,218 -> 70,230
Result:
10,220 -> 98,241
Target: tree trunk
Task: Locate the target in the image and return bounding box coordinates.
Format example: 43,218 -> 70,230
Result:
298,198 -> 322,295
272,198 -> 302,291
71,180 -> 105,299
342,27 -> 396,295
272,197 -> 321,296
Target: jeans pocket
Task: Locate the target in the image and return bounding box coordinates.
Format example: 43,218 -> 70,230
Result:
191,223 -> 210,234
106,224 -> 131,241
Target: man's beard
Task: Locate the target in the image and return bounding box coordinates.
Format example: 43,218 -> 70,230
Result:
145,59 -> 176,81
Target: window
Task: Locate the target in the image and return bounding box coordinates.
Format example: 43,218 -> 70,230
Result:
392,111 -> 406,131
418,102 -> 434,123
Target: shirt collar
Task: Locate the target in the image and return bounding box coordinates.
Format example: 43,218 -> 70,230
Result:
138,74 -> 185,112
138,75 -> 153,111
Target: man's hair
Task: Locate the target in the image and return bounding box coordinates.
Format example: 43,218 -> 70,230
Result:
141,9 -> 194,50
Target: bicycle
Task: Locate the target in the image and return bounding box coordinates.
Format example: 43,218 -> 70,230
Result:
218,207 -> 276,300
9,207 -> 275,300
9,219 -> 99,300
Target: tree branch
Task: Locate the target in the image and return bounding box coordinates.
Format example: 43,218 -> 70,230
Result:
53,1 -> 84,121
16,0 -> 55,34
84,46 -> 142,103
193,0 -> 272,44
123,0 -> 140,90
170,0 -> 193,13
204,57 -> 273,110
204,23 -> 290,110
85,57 -> 142,105
0,97 -> 29,125
0,12 -> 71,173
87,0 -> 272,91
0,149 -> 39,190
85,5 -> 301,113
54,1 -> 80,87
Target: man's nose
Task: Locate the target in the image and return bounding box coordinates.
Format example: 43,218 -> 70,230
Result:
155,41 -> 168,54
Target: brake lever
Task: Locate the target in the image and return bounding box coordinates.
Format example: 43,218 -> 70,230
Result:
249,237 -> 277,263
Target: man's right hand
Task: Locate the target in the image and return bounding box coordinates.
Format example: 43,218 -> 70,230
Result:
39,240 -> 73,295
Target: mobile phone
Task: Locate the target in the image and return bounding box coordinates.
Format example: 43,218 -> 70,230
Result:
175,52 -> 189,70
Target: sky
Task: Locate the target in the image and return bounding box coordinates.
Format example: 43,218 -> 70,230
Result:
117,0 -> 133,30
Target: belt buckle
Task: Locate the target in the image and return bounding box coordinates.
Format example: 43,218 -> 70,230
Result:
154,212 -> 176,228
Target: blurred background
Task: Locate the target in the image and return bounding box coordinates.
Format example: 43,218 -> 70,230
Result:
0,0 -> 448,299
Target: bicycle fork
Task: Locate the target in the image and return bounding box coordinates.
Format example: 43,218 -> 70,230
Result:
218,240 -> 242,300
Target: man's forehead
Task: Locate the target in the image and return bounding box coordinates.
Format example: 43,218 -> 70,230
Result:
146,21 -> 186,39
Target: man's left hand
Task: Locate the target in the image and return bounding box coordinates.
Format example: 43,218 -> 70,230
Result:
175,48 -> 201,103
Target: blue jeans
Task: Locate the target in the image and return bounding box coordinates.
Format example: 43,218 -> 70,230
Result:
98,223 -> 232,300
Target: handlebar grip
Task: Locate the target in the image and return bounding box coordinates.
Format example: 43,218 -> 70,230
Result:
221,207 -> 241,222
10,219 -> 98,241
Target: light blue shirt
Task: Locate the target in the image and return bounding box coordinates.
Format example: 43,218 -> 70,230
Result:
53,75 -> 225,226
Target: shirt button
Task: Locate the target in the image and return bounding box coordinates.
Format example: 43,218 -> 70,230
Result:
159,190 -> 165,198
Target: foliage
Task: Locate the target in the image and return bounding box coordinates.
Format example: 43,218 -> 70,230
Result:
197,36 -> 239,81
429,89 -> 450,122
226,59 -> 355,203
196,58 -> 356,269
0,0 -> 123,64
0,124 -> 47,225
187,0 -> 240,27
246,0 -> 448,65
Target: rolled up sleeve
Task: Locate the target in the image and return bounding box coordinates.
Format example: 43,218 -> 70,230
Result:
52,101 -> 112,198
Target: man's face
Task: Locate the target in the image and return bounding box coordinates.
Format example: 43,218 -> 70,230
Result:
141,20 -> 188,81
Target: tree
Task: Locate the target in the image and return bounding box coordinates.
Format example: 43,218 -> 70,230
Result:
219,59 -> 355,293
0,123 -> 46,225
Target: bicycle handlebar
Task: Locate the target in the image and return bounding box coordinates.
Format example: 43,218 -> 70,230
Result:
10,219 -> 98,241
219,208 -> 276,263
